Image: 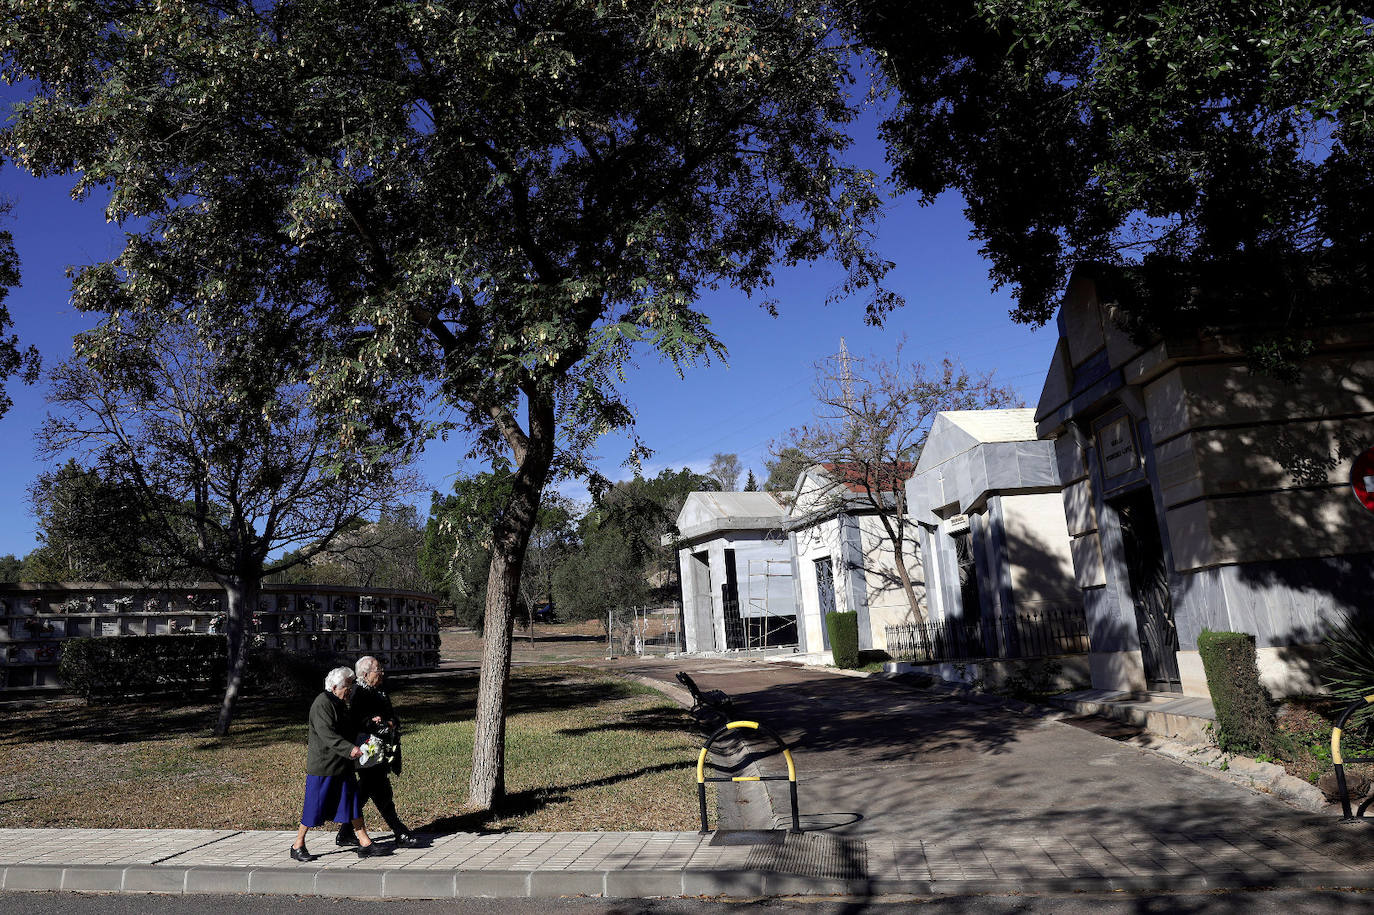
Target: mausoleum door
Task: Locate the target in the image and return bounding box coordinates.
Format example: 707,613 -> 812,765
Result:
814,557 -> 836,649
1115,488 -> 1182,692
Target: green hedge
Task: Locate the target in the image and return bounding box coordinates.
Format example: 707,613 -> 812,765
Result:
58,635 -> 227,702
243,647 -> 340,699
1197,629 -> 1277,755
826,611 -> 860,669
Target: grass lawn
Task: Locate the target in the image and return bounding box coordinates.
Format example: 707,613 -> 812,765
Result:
0,665 -> 709,833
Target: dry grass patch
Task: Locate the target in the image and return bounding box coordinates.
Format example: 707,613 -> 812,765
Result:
0,665 -> 707,832
441,620 -> 612,665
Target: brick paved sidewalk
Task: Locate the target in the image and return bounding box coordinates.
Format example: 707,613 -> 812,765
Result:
1,820 -> 1372,900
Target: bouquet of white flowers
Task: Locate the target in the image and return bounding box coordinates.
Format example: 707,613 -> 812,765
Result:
355,734 -> 385,769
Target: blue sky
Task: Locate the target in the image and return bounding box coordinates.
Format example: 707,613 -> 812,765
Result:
0,103 -> 1061,560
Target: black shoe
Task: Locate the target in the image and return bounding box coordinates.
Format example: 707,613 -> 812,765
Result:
289,845 -> 317,862
356,842 -> 386,858
393,832 -> 420,848
335,831 -> 360,847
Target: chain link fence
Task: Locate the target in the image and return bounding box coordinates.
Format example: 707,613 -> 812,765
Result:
606,605 -> 684,657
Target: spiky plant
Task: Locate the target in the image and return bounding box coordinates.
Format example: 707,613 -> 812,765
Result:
1322,610 -> 1374,728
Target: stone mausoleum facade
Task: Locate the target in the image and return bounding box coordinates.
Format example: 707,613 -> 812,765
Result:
907,409 -> 1081,632
673,492 -> 798,653
1035,268 -> 1374,698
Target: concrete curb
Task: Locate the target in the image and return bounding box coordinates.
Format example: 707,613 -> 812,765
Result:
7,862 -> 1374,900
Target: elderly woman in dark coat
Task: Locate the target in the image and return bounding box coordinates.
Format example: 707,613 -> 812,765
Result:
335,655 -> 417,848
289,666 -> 382,861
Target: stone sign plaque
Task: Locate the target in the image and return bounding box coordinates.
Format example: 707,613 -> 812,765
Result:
1096,413 -> 1141,484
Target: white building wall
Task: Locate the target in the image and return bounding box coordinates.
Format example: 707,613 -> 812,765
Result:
858,514 -> 923,650
1001,492 -> 1080,616
792,516 -> 845,651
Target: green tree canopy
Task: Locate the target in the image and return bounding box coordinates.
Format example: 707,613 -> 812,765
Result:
554,465 -> 714,625
26,460 -> 181,582
763,446 -> 810,496
0,198 -> 40,418
2,0 -> 896,810
854,1 -> 1374,371
41,310 -> 414,734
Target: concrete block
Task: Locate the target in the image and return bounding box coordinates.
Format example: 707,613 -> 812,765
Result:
1226,756 -> 1286,785
2,865 -> 65,891
529,870 -> 606,897
1103,303 -> 1142,370
1062,275 -> 1106,367
1177,650 -> 1209,698
1036,340 -> 1072,421
1089,650 -> 1147,693
1153,433 -> 1203,507
59,866 -> 125,892
184,866 -> 253,894
382,870 -> 457,899
1257,645 -> 1327,698
121,866 -> 187,894
247,867 -> 320,895
1269,775 -> 1328,812
314,869 -> 386,898
452,870 -> 531,897
1070,534 -> 1105,588
1144,368 -> 1190,444
1063,480 -> 1096,537
1163,500 -> 1213,572
761,874 -> 863,896
1180,357 -> 1374,429
605,869 -> 685,898
681,869 -> 767,897
1054,436 -> 1087,486
1202,488 -> 1374,566
1014,441 -> 1060,488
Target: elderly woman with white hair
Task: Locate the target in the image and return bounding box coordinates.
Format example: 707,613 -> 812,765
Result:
335,655 -> 417,848
289,666 -> 382,861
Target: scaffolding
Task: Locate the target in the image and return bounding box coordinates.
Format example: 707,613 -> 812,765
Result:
721,557 -> 798,651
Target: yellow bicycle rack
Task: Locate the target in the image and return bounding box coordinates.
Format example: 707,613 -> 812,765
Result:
696,720 -> 800,833
1333,693 -> 1374,821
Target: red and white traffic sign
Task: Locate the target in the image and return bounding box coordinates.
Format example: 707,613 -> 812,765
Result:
1351,447 -> 1374,512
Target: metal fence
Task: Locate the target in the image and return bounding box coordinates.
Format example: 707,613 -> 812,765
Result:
885,608 -> 1090,663
607,606 -> 684,657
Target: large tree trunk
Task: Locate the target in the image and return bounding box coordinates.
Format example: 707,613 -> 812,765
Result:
213,573 -> 260,737
466,394 -> 556,813
892,537 -> 925,624
880,511 -> 926,625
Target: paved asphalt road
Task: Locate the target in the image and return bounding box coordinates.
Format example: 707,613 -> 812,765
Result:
607,651 -> 1368,851
3,888 -> 1372,913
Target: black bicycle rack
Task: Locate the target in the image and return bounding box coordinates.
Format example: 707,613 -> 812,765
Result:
695,719 -> 800,834
1332,694 -> 1374,821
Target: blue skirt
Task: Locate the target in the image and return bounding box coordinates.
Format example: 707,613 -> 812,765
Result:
300,773 -> 362,827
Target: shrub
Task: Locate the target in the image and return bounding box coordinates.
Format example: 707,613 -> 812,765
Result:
243,648 -> 335,700
1197,629 -> 1278,755
58,635 -> 226,703
826,611 -> 860,669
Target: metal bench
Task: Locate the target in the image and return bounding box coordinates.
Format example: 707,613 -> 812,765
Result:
676,671 -> 734,721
